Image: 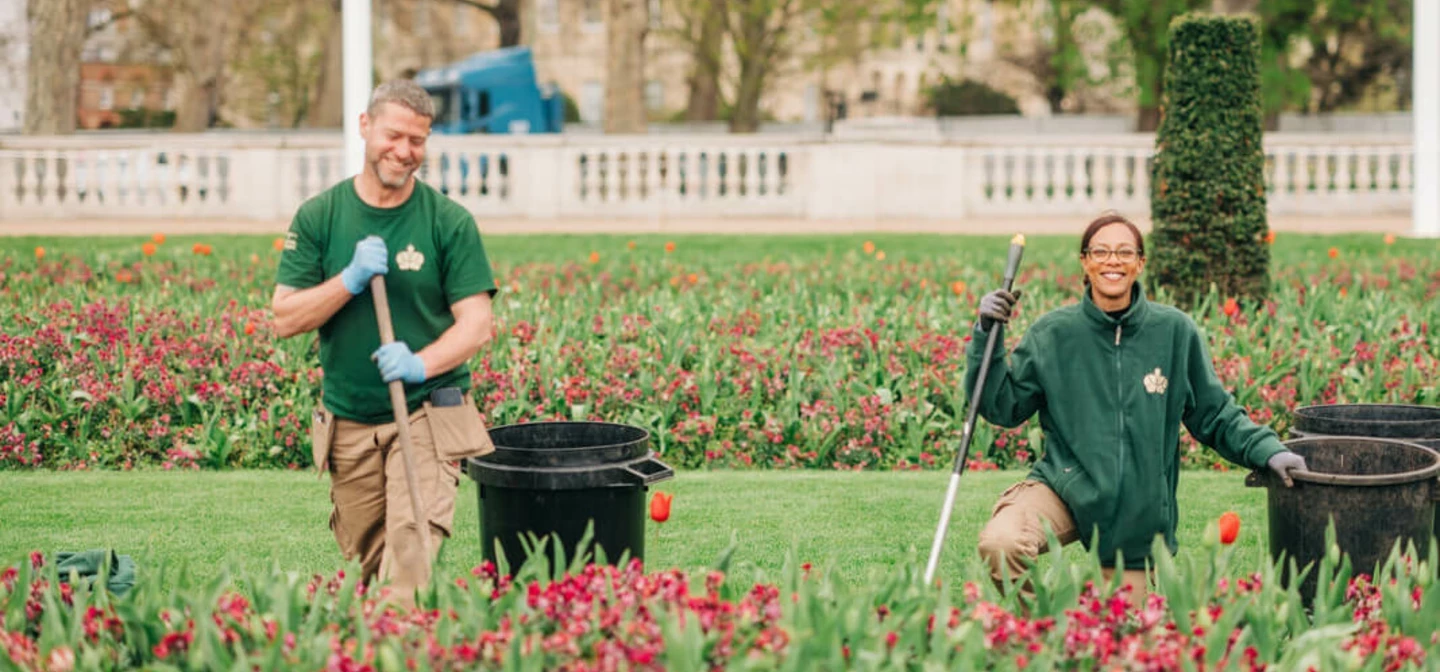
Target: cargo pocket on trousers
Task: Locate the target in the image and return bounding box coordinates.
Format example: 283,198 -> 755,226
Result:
424,394 -> 495,461
311,406 -> 335,472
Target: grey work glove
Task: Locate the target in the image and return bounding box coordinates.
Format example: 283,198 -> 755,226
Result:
1267,451 -> 1307,488
977,288 -> 1023,331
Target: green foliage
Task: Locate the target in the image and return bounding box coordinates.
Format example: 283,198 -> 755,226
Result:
926,78 -> 1021,116
2,526 -> 1436,669
1148,14 -> 1270,306
3,234 -> 1438,471
114,108 -> 175,129
559,91 -> 581,124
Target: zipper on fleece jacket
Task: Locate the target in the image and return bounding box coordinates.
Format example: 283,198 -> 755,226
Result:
1115,323 -> 1124,514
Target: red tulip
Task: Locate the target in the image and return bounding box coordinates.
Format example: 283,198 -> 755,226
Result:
1219,511 -> 1240,545
1222,297 -> 1240,319
650,491 -> 672,523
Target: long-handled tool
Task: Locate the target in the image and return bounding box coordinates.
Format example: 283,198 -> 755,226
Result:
370,276 -> 434,575
924,234 -> 1026,585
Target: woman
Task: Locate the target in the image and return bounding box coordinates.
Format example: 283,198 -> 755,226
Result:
967,213 -> 1306,595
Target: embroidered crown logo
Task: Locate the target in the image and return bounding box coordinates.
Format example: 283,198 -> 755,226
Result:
396,244 -> 425,271
1144,368 -> 1168,395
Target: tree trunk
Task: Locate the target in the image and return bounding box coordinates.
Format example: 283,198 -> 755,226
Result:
172,73 -> 216,131
729,61 -> 766,133
685,0 -> 723,121
24,0 -> 86,135
1137,105 -> 1162,132
1135,61 -> 1163,132
307,0 -> 344,128
493,0 -> 522,46
603,0 -> 647,133
728,7 -> 769,134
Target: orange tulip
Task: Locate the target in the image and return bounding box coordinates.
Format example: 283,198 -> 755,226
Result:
1263,231 -> 1275,245
1328,247 -> 1339,259
1222,297 -> 1240,318
951,280 -> 966,296
627,240 -> 637,250
273,237 -> 285,251
687,273 -> 698,284
115,269 -> 133,284
863,241 -> 875,255
650,491 -> 673,522
152,233 -> 166,244
664,241 -> 676,254
34,246 -> 45,260
142,242 -> 157,257
875,250 -> 886,261
1218,511 -> 1240,545
1384,233 -> 1396,245
244,322 -> 256,336
589,251 -> 600,264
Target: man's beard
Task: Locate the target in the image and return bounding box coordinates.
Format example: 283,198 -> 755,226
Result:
370,155 -> 416,189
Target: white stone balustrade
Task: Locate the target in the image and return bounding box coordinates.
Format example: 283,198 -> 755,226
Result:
0,133 -> 1415,222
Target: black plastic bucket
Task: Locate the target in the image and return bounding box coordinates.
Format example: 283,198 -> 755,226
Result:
465,421 -> 674,569
1290,403 -> 1440,541
1246,436 -> 1440,603
1291,403 -> 1440,445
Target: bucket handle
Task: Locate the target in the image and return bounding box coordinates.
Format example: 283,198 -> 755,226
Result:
622,457 -> 674,485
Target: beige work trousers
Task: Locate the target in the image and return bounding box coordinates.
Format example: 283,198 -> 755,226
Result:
977,480 -> 1149,604
316,405 -> 460,605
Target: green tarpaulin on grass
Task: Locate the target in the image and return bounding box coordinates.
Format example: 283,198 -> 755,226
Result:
54,549 -> 136,596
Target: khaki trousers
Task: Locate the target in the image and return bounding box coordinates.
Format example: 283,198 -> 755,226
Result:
321,406 -> 460,604
977,480 -> 1149,604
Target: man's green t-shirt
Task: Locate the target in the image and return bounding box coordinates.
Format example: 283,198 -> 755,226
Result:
276,178 -> 497,424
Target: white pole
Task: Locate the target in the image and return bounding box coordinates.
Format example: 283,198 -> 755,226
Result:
342,0 -> 374,179
1415,0 -> 1439,238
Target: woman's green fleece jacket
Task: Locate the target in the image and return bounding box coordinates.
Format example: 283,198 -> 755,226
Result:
965,284 -> 1286,569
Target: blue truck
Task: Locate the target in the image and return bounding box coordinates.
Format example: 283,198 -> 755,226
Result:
414,46 -> 566,135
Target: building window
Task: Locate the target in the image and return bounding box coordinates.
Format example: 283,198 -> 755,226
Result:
86,9 -> 112,31
130,87 -> 145,109
644,80 -> 663,111
98,86 -> 115,111
538,0 -> 559,32
583,0 -> 602,27
580,80 -> 604,123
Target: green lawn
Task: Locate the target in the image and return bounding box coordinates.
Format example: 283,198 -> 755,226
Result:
0,469 -> 1270,586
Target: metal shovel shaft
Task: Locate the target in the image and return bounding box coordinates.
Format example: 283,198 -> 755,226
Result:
924,235 -> 1025,585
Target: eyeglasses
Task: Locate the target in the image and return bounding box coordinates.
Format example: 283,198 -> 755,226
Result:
1083,247 -> 1141,263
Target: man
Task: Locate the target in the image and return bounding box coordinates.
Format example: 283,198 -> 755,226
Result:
272,80 -> 497,602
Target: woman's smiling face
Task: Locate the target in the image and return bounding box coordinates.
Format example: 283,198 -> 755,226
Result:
1081,223 -> 1146,311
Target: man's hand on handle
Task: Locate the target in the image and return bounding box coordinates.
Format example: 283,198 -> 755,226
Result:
341,236 -> 389,295
373,341 -> 427,384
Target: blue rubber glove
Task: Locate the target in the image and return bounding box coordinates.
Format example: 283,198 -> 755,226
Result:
372,342 -> 427,384
340,236 -> 388,295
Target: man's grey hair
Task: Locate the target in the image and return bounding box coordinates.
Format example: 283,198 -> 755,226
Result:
367,80 -> 435,119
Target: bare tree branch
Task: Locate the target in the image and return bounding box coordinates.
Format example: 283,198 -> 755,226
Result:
84,10 -> 134,37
